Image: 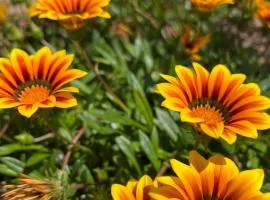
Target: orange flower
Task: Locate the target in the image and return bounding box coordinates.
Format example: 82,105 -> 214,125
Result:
1,174 -> 60,200
180,27 -> 210,61
156,63 -> 270,144
256,0 -> 270,28
111,175 -> 153,200
29,0 -> 111,30
191,0 -> 235,12
150,151 -> 270,200
0,47 -> 87,118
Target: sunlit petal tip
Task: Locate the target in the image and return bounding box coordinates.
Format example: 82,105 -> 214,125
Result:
222,134 -> 237,144
102,12 -> 111,19
160,73 -> 169,79
10,48 -> 27,57
175,64 -> 189,72
169,159 -> 181,168
140,175 -> 153,182
38,46 -> 52,53
211,64 -> 231,76
192,62 -> 204,68
67,54 -> 75,61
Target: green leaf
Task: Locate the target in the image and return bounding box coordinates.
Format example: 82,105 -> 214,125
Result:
115,136 -> 141,176
0,157 -> 25,173
128,73 -> 154,131
155,108 -> 178,142
77,164 -> 94,182
0,144 -> 48,156
58,128 -> 73,143
0,164 -> 18,177
85,109 -> 148,132
72,80 -> 92,95
133,90 -> 154,132
26,153 -> 50,167
139,132 -> 160,171
151,127 -> 160,155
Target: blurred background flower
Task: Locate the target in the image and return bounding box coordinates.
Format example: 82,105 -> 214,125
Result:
191,0 -> 235,12
256,0 -> 270,28
180,27 -> 211,61
29,0 -> 111,30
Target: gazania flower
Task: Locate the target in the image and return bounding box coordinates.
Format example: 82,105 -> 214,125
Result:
156,63 -> 270,144
29,0 -> 111,30
1,174 -> 60,200
111,175 -> 154,200
191,0 -> 235,12
150,151 -> 270,200
256,0 -> 270,28
180,27 -> 210,61
0,46 -> 87,118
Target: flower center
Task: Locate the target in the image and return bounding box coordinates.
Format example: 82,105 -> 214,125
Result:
189,98 -> 230,124
16,81 -> 51,105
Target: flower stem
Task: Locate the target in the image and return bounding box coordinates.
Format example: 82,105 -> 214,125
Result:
62,126 -> 87,170
73,40 -> 129,112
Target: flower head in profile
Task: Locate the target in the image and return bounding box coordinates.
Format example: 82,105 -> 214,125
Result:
180,27 -> 210,61
111,175 -> 154,200
256,0 -> 270,28
0,2 -> 7,22
29,0 -> 111,30
191,0 -> 235,12
0,46 -> 87,118
1,174 -> 60,200
156,63 -> 270,144
150,151 -> 270,200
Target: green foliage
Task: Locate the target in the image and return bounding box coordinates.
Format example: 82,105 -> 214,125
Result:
0,0 -> 270,199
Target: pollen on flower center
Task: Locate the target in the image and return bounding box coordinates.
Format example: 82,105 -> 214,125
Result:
189,98 -> 229,124
190,105 -> 224,124
18,85 -> 50,105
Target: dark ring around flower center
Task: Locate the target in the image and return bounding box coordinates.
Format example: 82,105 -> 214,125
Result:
15,80 -> 52,99
189,98 -> 230,123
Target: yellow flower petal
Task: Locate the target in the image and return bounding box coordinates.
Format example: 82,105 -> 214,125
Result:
18,104 -> 39,118
111,184 -> 136,200
55,92 -> 78,108
224,169 -> 264,200
170,159 -> 203,200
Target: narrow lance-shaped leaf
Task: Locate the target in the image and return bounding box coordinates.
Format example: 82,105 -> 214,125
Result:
115,136 -> 142,176
139,131 -> 161,172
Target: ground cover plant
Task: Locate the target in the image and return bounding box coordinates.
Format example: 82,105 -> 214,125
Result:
0,0 -> 270,199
